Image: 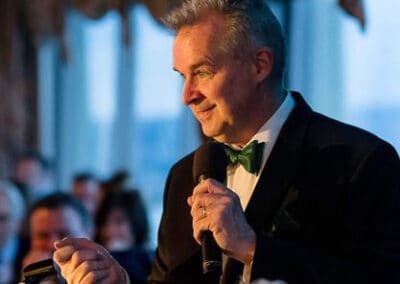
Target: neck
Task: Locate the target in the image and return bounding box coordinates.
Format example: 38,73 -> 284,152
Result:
223,87 -> 287,147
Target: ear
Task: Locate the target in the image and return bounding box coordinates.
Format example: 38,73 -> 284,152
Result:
253,47 -> 273,83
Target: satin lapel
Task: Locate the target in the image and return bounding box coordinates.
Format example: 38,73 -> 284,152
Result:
244,92 -> 313,233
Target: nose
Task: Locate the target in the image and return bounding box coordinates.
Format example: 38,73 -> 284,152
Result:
182,77 -> 202,105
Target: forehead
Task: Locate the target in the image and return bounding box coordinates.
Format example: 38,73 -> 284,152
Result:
18,159 -> 41,168
30,207 -> 82,231
107,207 -> 127,219
173,14 -> 227,67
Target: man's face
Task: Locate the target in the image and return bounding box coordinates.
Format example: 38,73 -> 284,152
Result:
99,208 -> 133,251
30,207 -> 88,253
16,159 -> 43,188
173,14 -> 260,144
72,180 -> 100,215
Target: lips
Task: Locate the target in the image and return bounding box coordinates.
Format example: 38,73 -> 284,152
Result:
193,105 -> 216,121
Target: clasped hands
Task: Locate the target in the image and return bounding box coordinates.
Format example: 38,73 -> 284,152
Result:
188,178 -> 256,265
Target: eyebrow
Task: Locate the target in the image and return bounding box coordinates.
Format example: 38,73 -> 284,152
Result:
192,59 -> 215,70
173,58 -> 216,74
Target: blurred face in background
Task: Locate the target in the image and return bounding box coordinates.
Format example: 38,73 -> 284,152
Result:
99,208 -> 134,251
16,158 -> 43,189
30,206 -> 89,253
72,180 -> 101,216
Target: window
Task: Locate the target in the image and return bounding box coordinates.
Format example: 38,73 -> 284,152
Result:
38,6 -> 200,248
342,0 -> 400,151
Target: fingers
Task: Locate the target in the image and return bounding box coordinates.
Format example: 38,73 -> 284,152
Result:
54,237 -> 94,251
54,237 -> 100,263
79,269 -> 109,283
188,178 -> 231,207
68,259 -> 110,283
192,212 -> 213,244
187,179 -> 256,263
193,178 -> 225,195
53,238 -> 107,280
54,240 -> 105,265
53,237 -> 128,283
190,196 -> 232,245
187,178 -> 229,208
53,245 -> 75,264
189,201 -> 210,244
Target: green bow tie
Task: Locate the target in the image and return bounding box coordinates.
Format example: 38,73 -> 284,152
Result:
224,140 -> 265,175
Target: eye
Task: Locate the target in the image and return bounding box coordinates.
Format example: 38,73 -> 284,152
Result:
195,69 -> 210,78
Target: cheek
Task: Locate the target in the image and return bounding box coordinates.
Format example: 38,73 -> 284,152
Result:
217,85 -> 243,118
209,79 -> 236,111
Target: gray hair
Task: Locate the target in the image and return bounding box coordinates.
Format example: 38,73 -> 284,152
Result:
163,0 -> 286,83
0,180 -> 26,222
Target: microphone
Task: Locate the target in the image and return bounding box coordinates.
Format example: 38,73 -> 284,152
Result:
193,142 -> 227,276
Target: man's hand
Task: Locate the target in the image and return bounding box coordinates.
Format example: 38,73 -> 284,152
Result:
53,238 -> 128,283
188,178 -> 256,264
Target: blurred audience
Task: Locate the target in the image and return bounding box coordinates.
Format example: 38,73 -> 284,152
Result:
22,192 -> 93,281
12,151 -> 54,205
71,172 -> 101,217
0,180 -> 29,284
100,170 -> 131,198
95,190 -> 152,283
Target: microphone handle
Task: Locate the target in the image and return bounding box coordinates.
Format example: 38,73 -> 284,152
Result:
197,175 -> 222,275
202,230 -> 222,274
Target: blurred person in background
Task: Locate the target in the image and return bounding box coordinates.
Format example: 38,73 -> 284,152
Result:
22,192 -> 93,282
71,172 -> 102,218
0,180 -> 29,284
100,170 -> 131,197
12,151 -> 54,205
95,190 -> 152,283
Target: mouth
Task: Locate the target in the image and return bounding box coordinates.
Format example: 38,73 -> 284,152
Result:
193,105 -> 216,121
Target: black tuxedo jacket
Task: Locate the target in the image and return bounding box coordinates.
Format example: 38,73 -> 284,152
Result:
149,93 -> 400,283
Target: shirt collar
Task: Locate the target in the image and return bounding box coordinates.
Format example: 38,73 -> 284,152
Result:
242,91 -> 295,148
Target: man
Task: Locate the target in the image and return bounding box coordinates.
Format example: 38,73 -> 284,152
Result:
22,192 -> 95,281
0,180 -> 28,284
53,0 -> 400,283
13,151 -> 54,205
71,172 -> 102,217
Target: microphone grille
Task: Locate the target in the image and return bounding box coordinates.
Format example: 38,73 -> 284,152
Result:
193,142 -> 227,183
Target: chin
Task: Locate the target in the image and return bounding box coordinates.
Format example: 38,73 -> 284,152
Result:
201,124 -> 225,141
